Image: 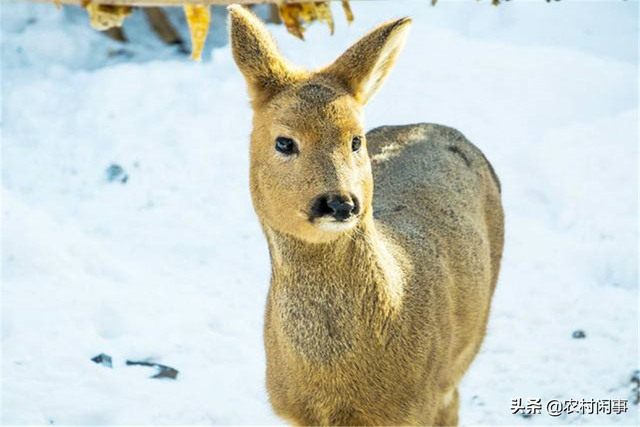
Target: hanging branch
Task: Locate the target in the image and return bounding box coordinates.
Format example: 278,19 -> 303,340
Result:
46,0 -> 357,59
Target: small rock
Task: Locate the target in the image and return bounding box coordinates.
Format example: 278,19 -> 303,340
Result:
631,370 -> 639,405
107,49 -> 134,59
105,164 -> 128,184
572,330 -> 586,339
470,395 -> 485,407
126,360 -> 179,380
91,353 -> 113,368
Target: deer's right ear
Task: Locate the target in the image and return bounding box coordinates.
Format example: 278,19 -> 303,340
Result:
228,5 -> 297,105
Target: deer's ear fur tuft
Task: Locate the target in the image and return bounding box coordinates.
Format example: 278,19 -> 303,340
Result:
324,18 -> 412,105
228,5 -> 300,105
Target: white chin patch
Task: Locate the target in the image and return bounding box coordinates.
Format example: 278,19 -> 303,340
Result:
315,219 -> 357,232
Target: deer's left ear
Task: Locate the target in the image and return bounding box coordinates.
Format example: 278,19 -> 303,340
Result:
324,18 -> 412,105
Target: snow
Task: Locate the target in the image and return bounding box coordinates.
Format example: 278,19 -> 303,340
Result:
1,0 -> 638,425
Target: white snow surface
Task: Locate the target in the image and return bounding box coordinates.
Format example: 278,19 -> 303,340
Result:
1,0 -> 638,425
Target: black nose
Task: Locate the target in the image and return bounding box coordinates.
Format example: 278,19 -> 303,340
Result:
310,193 -> 359,221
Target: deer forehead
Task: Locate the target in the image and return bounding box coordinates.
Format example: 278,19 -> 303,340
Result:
259,83 -> 364,146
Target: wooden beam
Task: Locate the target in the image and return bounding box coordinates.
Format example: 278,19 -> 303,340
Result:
39,0 -> 324,7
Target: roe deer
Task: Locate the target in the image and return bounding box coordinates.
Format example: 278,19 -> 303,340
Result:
228,5 -> 504,426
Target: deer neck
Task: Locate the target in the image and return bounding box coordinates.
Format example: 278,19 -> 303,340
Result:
263,215 -> 407,360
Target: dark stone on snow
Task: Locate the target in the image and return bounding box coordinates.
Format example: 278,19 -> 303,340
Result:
126,360 -> 179,380
571,330 -> 586,339
105,164 -> 128,184
107,49 -> 134,59
91,353 -> 113,368
631,370 -> 640,405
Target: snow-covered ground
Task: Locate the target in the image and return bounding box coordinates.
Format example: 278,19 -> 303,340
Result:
1,0 -> 638,425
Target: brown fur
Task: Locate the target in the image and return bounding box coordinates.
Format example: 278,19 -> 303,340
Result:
228,6 -> 504,426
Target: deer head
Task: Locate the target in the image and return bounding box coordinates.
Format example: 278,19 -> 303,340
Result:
229,5 -> 411,243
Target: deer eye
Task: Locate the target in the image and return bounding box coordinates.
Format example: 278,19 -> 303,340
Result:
351,136 -> 362,152
275,137 -> 296,155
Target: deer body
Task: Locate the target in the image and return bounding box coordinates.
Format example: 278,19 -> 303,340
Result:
229,7 -> 503,426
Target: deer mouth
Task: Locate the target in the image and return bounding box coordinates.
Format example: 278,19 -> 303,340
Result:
312,216 -> 358,232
